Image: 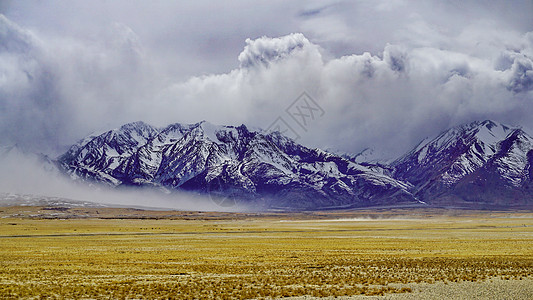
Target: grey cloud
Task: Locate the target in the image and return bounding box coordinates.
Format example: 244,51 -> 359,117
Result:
0,0 -> 532,162
298,2 -> 341,18
507,54 -> 533,93
0,15 -> 63,150
152,31 -> 533,159
0,15 -> 159,153
383,44 -> 407,73
238,33 -> 312,68
0,15 -> 34,53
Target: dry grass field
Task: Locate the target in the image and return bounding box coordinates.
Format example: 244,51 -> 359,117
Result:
0,207 -> 532,299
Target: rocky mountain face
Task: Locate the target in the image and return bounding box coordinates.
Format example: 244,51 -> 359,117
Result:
392,120 -> 533,207
54,119 -> 533,209
58,121 -> 416,210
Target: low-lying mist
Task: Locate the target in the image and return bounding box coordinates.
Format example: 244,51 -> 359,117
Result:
0,150 -> 252,212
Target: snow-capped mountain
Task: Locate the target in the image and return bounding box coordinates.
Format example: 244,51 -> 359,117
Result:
392,120 -> 533,206
325,147 -> 393,164
58,121 -> 159,185
58,121 -> 416,210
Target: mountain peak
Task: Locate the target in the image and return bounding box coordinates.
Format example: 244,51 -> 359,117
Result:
195,121 -> 226,142
194,120 -> 208,126
120,120 -> 151,129
472,120 -> 515,146
54,119 -> 533,209
479,119 -> 497,128
393,119 -> 533,206
59,120 -> 416,210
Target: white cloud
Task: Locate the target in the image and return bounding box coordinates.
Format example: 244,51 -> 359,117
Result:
0,0 -> 532,161
148,31 -> 533,159
238,33 -> 313,68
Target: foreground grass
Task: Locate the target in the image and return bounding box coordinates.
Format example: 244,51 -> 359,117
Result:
0,208 -> 532,298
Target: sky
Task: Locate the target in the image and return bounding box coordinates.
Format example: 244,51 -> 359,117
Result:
1,0 -> 532,159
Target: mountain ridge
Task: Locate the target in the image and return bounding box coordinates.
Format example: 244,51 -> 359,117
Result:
392,120 -> 533,206
57,120 -> 417,210
4,119 -> 532,210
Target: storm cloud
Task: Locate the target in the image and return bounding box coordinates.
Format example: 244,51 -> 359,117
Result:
0,0 -> 532,160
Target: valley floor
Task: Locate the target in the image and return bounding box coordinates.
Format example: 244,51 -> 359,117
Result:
0,207 -> 532,299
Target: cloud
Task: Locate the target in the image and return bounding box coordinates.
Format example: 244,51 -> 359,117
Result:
0,0 -> 532,163
0,15 -> 162,153
164,31 -> 532,153
149,33 -> 324,131
151,30 -> 533,159
238,33 -> 312,68
506,52 -> 533,93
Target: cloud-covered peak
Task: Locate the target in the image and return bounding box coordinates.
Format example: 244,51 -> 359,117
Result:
238,33 -> 316,68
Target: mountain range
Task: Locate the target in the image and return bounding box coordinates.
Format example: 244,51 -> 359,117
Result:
6,120 -> 533,210
56,121 -> 414,210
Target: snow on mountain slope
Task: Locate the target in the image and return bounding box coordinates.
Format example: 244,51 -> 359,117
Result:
393,120 -> 533,206
8,119 -> 533,209
325,147 -> 394,164
393,120 -> 514,185
58,121 -> 159,184
490,129 -> 533,186
0,192 -> 108,208
59,121 -> 416,209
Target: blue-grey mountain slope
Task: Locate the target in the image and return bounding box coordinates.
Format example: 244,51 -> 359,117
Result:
58,121 -> 416,210
392,120 -> 533,207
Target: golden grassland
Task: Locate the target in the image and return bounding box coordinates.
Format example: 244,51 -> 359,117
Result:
0,207 -> 532,299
